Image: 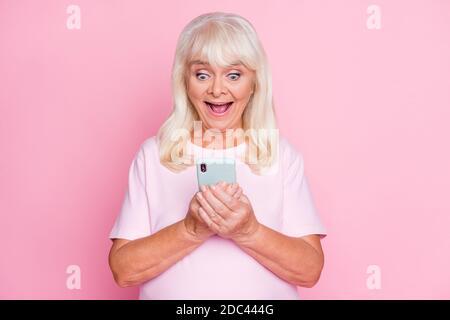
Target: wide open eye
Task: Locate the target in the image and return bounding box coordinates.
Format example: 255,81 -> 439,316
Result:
227,73 -> 241,81
196,72 -> 210,80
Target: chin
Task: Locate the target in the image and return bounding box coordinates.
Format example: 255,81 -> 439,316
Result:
204,122 -> 229,132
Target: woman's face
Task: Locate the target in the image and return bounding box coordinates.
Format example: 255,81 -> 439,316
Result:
186,60 -> 255,133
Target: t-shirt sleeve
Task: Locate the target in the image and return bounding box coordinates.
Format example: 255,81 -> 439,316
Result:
281,145 -> 327,238
109,146 -> 152,241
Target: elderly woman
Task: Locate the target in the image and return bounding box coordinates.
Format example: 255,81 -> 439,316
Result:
108,12 -> 327,300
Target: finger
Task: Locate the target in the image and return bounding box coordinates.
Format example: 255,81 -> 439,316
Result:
192,197 -> 200,209
210,183 -> 241,212
196,192 -> 226,224
233,187 -> 243,199
228,182 -> 241,195
195,192 -> 215,215
198,207 -> 220,232
201,185 -> 232,219
225,182 -> 238,195
239,193 -> 250,204
219,182 -> 242,202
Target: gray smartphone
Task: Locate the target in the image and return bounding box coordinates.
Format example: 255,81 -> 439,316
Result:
196,158 -> 236,191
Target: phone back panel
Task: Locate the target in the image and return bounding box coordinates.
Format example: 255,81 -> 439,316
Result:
196,158 -> 236,191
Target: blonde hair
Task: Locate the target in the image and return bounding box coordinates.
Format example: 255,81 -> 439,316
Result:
157,12 -> 279,175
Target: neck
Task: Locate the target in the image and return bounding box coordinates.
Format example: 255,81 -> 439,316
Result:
190,126 -> 244,149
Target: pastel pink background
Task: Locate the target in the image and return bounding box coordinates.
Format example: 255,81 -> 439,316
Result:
1,0 -> 449,299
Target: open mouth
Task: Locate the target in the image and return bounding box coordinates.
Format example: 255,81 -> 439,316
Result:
204,101 -> 233,116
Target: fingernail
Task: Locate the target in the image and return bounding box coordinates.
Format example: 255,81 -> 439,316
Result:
210,184 -> 216,190
220,181 -> 226,187
200,185 -> 206,192
196,192 -> 203,199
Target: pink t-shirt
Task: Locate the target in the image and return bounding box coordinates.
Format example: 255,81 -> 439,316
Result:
109,135 -> 327,299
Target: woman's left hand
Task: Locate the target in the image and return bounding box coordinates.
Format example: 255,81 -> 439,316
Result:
195,181 -> 260,243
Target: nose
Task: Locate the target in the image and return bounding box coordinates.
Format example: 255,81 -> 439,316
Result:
209,76 -> 227,97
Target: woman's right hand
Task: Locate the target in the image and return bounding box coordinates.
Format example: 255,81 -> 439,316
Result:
184,183 -> 243,242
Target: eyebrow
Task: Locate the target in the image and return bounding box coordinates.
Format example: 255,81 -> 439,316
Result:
189,60 -> 243,67
190,60 -> 209,66
189,60 -> 209,66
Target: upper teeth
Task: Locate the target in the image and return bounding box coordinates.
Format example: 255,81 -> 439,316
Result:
207,102 -> 231,106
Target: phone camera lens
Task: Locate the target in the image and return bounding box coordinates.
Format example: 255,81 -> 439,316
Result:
200,163 -> 207,173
